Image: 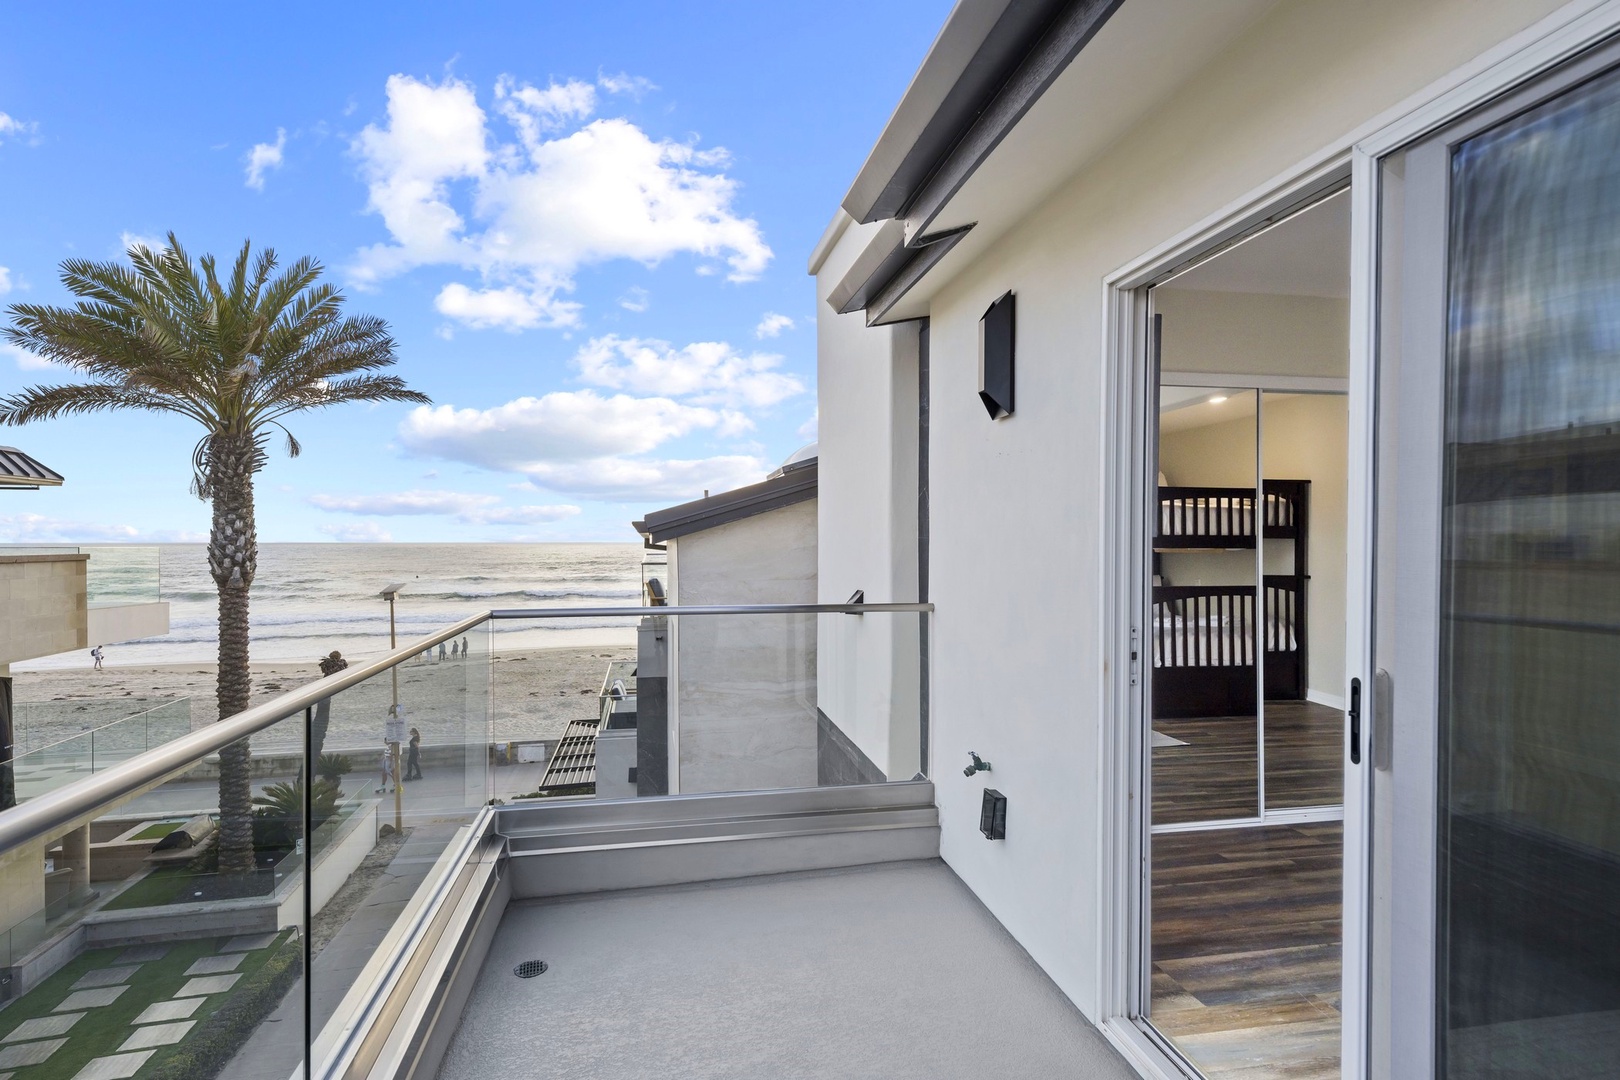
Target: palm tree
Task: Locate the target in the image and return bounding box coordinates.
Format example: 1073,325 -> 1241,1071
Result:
0,235 -> 429,875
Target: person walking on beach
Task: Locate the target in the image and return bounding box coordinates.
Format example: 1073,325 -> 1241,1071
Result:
450,640 -> 459,660
406,727 -> 423,781
91,646 -> 104,670
377,741 -> 395,794
460,637 -> 469,658
438,641 -> 447,662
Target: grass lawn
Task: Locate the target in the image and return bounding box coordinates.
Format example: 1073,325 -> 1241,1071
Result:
104,861 -> 286,912
0,930 -> 292,1080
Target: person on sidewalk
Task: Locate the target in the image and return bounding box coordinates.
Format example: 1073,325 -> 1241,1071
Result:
406,727 -> 423,781
377,741 -> 395,794
91,646 -> 104,671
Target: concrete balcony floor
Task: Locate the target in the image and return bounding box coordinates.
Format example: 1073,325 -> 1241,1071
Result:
438,859 -> 1135,1079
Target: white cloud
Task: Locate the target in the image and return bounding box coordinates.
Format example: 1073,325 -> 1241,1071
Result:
519,454 -> 766,502
350,73 -> 770,326
618,286 -> 649,313
573,335 -> 803,409
319,522 -> 394,542
754,312 -> 793,339
399,390 -> 723,468
244,128 -> 287,191
308,488 -> 579,525
433,281 -> 578,331
0,112 -> 39,145
1,343 -> 53,371
0,267 -> 10,295
120,231 -> 165,257
0,513 -> 203,543
597,72 -> 657,99
798,407 -> 818,440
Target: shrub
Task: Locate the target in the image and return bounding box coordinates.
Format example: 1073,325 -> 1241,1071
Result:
317,752 -> 353,781
252,777 -> 343,850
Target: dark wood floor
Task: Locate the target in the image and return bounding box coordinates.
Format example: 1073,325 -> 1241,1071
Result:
1152,701 -> 1343,825
1151,823 -> 1343,1080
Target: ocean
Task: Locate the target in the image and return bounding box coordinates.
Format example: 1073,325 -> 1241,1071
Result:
21,543 -> 651,670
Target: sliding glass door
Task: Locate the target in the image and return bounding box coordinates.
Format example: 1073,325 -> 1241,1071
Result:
1375,41 -> 1620,1078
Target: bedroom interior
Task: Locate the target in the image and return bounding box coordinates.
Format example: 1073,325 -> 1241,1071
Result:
1144,189 -> 1349,1080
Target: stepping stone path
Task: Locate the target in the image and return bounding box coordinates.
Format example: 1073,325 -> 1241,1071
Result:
118,1021 -> 195,1052
71,965 -> 141,990
0,1037 -> 66,1068
52,933 -> 279,1080
2,1012 -> 82,1041
221,932 -> 277,952
176,973 -> 241,998
132,998 -> 202,1025
115,944 -> 169,964
69,1049 -> 154,1079
183,953 -> 244,976
55,986 -> 129,1011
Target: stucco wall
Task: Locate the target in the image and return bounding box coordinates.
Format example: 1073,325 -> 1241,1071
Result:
670,500 -> 820,793
817,0 -> 1570,1021
0,555 -> 88,666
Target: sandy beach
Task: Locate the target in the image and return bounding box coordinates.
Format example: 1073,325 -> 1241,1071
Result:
11,645 -> 632,754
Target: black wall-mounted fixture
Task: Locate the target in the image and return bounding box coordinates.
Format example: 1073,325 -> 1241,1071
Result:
980,788 -> 1007,840
963,751 -> 992,778
979,290 -> 1015,420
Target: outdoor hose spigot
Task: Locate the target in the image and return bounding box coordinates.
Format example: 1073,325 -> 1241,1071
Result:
963,751 -> 992,778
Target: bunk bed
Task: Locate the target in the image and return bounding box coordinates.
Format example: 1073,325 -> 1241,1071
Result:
1151,479 -> 1309,719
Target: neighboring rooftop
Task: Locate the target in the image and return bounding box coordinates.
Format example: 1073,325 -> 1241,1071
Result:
633,450 -> 817,547
0,446 -> 65,490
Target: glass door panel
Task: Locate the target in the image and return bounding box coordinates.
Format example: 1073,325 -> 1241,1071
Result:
1260,390 -> 1347,810
1377,44 -> 1620,1079
1151,386 -> 1260,826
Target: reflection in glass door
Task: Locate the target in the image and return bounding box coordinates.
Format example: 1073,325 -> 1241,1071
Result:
1377,45 -> 1620,1078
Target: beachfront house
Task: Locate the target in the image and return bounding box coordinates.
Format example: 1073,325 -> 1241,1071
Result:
632,448 -> 820,795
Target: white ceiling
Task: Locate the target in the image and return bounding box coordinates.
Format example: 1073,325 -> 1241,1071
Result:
1159,386 -> 1257,433
1162,188 -> 1350,298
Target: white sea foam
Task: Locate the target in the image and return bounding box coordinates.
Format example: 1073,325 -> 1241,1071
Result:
21,542 -> 648,670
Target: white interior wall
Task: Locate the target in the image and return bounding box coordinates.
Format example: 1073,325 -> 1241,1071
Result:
1156,289 -> 1349,378
820,0 -> 1568,1020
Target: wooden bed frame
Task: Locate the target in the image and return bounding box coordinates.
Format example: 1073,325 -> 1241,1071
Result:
1151,479 -> 1309,719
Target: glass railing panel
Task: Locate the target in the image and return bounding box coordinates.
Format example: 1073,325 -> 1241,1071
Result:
0,709 -> 307,1080
83,545 -> 162,606
11,700 -> 194,802
493,608 -> 929,800
308,620 -> 489,1068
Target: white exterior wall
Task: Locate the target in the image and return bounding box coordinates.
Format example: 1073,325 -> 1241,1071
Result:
668,500 -> 820,793
815,224 -> 923,779
816,0 -> 1569,1019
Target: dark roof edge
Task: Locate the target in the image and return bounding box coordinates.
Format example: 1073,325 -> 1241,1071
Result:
634,462 -> 817,545
840,0 -> 1124,233
0,446 -> 65,488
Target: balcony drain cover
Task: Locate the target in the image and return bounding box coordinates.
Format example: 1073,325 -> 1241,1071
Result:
514,960 -> 548,979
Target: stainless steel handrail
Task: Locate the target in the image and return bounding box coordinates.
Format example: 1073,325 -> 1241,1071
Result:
0,603 -> 933,853
488,602 -> 932,618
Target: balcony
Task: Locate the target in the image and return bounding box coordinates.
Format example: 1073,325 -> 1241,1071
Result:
0,604 -> 1135,1080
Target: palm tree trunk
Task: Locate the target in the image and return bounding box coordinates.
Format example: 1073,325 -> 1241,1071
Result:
209,434 -> 260,876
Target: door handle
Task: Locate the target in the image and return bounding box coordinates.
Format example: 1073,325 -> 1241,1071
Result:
1374,668 -> 1393,771
1347,677 -> 1362,765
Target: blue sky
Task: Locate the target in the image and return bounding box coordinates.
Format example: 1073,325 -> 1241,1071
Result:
0,2 -> 947,543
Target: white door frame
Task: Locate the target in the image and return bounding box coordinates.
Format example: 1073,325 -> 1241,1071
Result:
1097,6 -> 1620,1078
